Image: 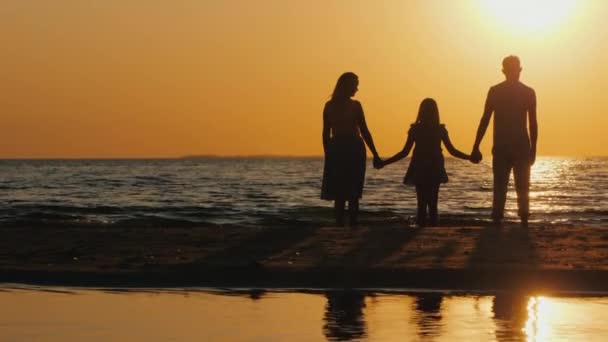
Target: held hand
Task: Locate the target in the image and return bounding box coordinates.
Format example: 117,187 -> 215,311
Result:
470,149 -> 482,164
373,156 -> 383,169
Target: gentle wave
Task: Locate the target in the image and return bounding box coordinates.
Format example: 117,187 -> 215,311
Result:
0,157 -> 606,229
0,205 -> 605,229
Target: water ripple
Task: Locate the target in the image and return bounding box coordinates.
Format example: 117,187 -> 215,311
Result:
0,157 -> 606,228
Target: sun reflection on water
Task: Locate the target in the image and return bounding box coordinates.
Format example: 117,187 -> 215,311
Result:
524,296 -> 582,342
524,297 -> 536,340
530,157 -> 573,184
528,158 -> 583,223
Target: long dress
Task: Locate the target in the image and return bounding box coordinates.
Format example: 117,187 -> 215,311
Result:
321,100 -> 367,201
403,123 -> 449,186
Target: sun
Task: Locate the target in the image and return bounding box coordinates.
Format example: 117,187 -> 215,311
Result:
480,0 -> 577,33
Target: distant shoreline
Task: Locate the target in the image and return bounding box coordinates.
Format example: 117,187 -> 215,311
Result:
0,156 -> 324,160
179,155 -> 324,160
1,155 -> 606,161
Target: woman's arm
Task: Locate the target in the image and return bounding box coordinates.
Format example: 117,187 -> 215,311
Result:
442,128 -> 470,160
322,103 -> 331,153
355,102 -> 380,158
382,133 -> 414,167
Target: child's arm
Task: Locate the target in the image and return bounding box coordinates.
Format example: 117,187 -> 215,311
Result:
381,133 -> 414,167
442,128 -> 470,161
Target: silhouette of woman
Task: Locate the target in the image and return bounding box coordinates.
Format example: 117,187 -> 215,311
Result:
378,98 -> 472,227
322,291 -> 367,340
321,72 -> 380,227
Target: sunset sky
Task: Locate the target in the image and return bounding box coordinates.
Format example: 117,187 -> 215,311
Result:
2,0 -> 607,158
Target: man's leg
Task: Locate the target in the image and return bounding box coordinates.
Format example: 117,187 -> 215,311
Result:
513,158 -> 531,226
348,199 -> 360,227
492,155 -> 511,223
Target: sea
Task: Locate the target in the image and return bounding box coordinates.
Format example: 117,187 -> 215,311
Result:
0,157 -> 606,228
1,158 -> 608,340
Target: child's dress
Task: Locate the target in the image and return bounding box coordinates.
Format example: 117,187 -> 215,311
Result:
403,123 -> 449,185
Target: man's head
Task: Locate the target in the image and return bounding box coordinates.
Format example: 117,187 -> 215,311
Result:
502,55 -> 522,81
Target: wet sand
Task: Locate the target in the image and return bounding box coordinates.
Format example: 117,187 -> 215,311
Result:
1,225 -> 608,291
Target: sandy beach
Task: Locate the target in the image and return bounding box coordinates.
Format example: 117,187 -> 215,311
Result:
1,224 -> 607,291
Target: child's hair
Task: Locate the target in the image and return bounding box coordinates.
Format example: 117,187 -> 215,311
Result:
415,98 -> 440,126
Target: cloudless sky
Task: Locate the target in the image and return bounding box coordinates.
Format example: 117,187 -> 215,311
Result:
2,0 -> 607,158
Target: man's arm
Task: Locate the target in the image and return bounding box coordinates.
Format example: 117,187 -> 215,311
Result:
528,89 -> 538,165
471,88 -> 494,162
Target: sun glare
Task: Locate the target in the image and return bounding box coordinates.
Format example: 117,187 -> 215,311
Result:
480,0 -> 577,33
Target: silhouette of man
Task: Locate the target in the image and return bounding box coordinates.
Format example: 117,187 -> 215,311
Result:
471,55 -> 538,226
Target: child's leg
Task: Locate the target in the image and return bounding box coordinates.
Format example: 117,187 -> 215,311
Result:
428,183 -> 440,226
334,200 -> 345,226
348,199 -> 360,227
415,184 -> 428,227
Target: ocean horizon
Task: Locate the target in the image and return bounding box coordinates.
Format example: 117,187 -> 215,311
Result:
2,154 -> 607,160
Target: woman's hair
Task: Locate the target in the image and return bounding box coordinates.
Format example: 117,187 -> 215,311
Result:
331,72 -> 358,100
415,98 -> 440,126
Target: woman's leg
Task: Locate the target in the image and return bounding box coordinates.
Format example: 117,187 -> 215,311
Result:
415,184 -> 428,227
428,183 -> 440,226
348,199 -> 360,227
334,200 -> 345,226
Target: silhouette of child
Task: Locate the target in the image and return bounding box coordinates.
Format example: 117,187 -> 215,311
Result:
377,98 -> 472,227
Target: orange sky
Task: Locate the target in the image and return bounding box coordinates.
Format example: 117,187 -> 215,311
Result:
2,1 -> 607,158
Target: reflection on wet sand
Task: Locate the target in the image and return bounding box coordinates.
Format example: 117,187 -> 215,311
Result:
412,293 -> 444,339
492,291 -> 530,340
2,287 -> 608,341
319,290 -> 608,341
323,291 -> 367,341
211,288 -> 268,300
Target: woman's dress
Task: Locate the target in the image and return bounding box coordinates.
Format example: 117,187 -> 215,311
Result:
321,100 -> 367,201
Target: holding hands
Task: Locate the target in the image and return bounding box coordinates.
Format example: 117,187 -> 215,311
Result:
470,148 -> 483,164
374,148 -> 481,169
373,155 -> 384,169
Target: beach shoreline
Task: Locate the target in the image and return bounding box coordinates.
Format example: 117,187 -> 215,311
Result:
2,225 -> 607,291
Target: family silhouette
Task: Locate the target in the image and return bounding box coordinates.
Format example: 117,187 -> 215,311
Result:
322,56 -> 537,228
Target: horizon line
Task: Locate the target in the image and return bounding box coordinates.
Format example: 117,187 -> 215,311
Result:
1,154 -> 607,160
